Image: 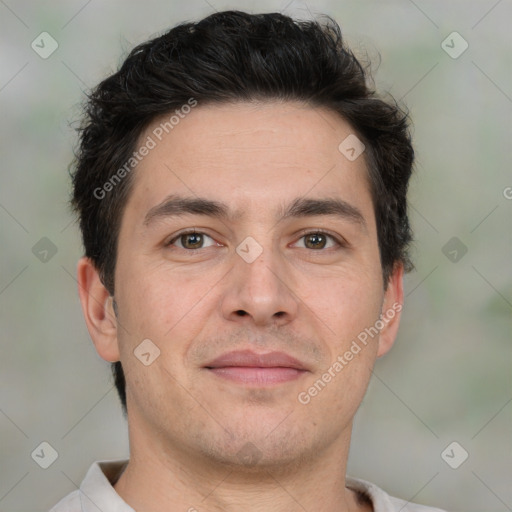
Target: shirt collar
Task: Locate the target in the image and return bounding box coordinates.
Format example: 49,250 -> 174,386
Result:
77,459 -> 399,512
79,459 -> 134,512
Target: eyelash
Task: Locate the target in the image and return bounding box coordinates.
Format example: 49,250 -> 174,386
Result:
166,229 -> 346,252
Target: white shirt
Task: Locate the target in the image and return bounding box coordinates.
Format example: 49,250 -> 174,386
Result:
49,460 -> 447,512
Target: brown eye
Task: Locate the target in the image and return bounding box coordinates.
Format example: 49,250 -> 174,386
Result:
296,232 -> 340,250
304,233 -> 328,249
180,233 -> 204,249
168,231 -> 216,250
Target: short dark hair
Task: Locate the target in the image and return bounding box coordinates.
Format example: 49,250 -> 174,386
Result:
70,10 -> 415,415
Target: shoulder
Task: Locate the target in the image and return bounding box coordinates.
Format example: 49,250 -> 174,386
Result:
48,459 -> 130,512
48,490 -> 81,512
346,476 -> 448,512
387,495 -> 448,512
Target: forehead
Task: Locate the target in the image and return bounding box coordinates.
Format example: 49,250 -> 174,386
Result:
124,101 -> 373,224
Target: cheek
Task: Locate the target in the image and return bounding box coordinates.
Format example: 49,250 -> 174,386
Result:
302,265 -> 383,413
297,279 -> 381,421
299,267 -> 383,347
114,266 -> 209,413
115,259 -> 221,350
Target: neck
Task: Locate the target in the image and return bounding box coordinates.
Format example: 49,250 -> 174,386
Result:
113,416 -> 371,512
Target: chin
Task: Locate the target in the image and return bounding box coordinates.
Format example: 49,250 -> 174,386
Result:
190,417 -> 323,473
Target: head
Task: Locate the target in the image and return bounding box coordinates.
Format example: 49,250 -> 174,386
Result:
73,10 -> 413,469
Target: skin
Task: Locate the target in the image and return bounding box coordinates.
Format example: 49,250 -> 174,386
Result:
77,101 -> 403,512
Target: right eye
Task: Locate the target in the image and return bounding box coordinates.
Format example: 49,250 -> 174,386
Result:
167,231 -> 219,251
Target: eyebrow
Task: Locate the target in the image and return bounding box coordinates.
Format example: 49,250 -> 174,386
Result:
143,194 -> 367,230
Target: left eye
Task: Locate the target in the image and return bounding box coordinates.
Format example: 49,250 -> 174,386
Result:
294,232 -> 339,250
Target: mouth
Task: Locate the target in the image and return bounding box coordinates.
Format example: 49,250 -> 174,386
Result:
204,350 -> 309,386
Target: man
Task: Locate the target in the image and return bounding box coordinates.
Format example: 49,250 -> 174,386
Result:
51,10 -> 446,512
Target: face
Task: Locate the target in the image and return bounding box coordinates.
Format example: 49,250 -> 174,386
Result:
82,101 -> 403,470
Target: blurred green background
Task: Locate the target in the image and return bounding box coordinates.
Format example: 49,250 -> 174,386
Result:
1,1 -> 510,511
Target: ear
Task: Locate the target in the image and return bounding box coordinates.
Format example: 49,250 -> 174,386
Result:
76,257 -> 120,362
376,263 -> 404,358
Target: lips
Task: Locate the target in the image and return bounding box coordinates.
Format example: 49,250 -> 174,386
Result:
205,350 -> 309,370
204,350 -> 309,385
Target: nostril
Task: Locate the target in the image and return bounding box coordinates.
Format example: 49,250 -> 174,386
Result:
236,310 -> 248,316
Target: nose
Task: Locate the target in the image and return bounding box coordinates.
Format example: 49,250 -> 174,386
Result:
220,242 -> 299,327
